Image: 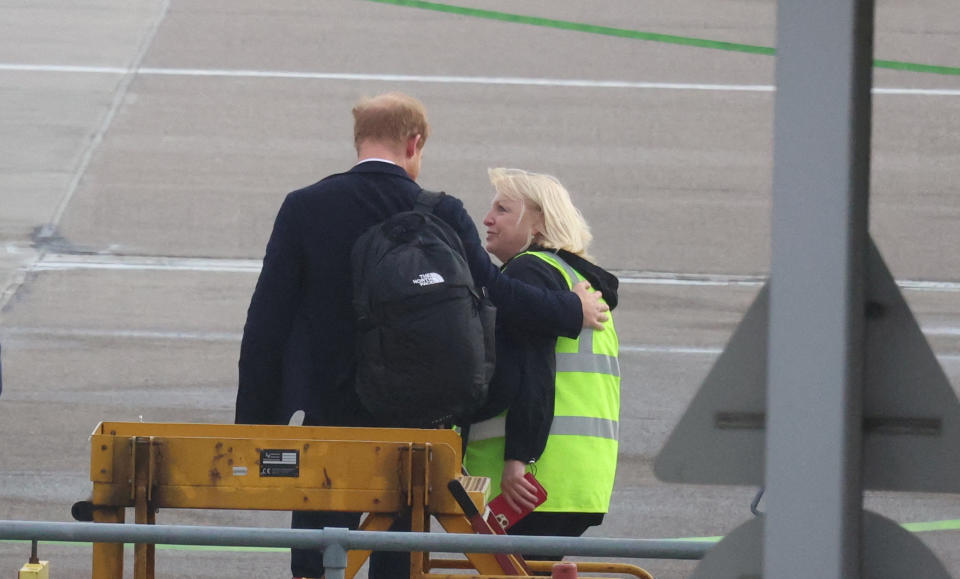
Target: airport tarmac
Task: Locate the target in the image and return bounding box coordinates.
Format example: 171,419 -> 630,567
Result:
1,1 -> 959,577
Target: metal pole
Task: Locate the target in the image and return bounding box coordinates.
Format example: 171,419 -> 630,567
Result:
766,0 -> 874,577
323,542 -> 348,579
0,520 -> 710,560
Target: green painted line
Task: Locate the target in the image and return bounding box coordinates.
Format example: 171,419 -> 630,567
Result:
153,543 -> 284,553
365,0 -> 773,55
364,0 -> 960,76
667,519 -> 960,543
1,539 -> 90,547
902,519 -> 960,533
670,536 -> 723,543
874,59 -> 960,76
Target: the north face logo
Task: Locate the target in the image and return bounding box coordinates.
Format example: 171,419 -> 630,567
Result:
412,272 -> 445,286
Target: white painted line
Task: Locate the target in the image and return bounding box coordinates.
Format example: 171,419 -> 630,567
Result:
1,327 -> 242,342
2,63 -> 959,96
620,345 -> 723,355
3,329 -> 957,362
616,272 -> 960,291
33,254 -> 263,273
30,254 -> 960,293
141,68 -> 779,91
610,270 -> 960,292
873,87 -> 960,97
616,271 -> 765,287
0,64 -> 129,74
616,271 -> 960,291
620,344 -> 960,361
924,326 -> 960,337
897,280 -> 960,292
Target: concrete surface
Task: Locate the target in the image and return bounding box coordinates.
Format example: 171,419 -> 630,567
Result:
1,1 -> 958,577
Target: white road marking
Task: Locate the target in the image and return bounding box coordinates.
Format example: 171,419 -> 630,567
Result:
620,345 -> 722,355
17,254 -> 960,356
2,63 -> 960,96
32,253 -> 263,273
3,327 -> 958,361
1,327 -> 242,342
30,253 -> 960,292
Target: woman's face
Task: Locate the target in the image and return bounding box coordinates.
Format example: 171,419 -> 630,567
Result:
482,192 -> 539,263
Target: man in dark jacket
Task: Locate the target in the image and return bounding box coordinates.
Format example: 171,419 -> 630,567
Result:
235,92 -> 608,578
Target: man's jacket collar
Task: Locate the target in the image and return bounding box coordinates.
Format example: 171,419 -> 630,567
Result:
350,160 -> 409,178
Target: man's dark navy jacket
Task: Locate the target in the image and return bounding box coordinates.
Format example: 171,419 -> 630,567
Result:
236,161 -> 582,427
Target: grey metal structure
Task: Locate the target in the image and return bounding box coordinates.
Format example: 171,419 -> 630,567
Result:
765,0 -> 874,576
688,512 -> 951,579
653,240 -> 960,492
654,0 -> 960,576
0,520 -> 710,579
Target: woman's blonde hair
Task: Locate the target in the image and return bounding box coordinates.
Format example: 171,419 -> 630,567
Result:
488,167 -> 594,261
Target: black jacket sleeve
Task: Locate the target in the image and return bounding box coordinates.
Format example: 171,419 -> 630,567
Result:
236,193 -> 304,424
493,254 -> 568,463
433,195 -> 582,339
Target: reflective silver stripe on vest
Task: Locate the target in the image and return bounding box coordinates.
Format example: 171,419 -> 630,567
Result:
550,415 -> 619,441
468,415 -> 619,443
556,352 -> 620,376
579,321 -> 594,353
543,253 -> 619,377
468,416 -> 506,443
550,255 -> 593,360
550,254 -> 582,293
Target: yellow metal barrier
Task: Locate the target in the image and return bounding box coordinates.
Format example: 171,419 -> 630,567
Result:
78,421 -> 652,579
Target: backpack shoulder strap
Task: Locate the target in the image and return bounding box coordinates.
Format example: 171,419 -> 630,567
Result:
414,189 -> 446,214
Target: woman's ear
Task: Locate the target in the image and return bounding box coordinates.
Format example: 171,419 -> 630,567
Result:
529,224 -> 544,246
532,214 -> 546,239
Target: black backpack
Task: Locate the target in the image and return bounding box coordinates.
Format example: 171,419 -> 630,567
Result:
351,190 -> 496,427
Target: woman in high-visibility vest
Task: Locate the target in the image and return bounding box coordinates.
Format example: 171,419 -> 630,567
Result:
464,167 -> 620,560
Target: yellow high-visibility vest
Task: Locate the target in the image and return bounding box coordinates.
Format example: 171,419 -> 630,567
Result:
465,251 -> 620,513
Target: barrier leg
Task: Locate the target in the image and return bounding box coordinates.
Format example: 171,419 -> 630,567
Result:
133,500 -> 156,579
345,514 -> 396,579
435,514 -> 525,576
92,506 -> 124,578
323,543 -> 348,579
133,437 -> 156,579
409,447 -> 428,579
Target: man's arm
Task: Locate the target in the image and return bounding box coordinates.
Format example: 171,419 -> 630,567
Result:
236,195 -> 304,424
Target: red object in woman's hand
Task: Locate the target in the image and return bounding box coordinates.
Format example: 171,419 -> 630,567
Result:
486,473 -> 547,532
